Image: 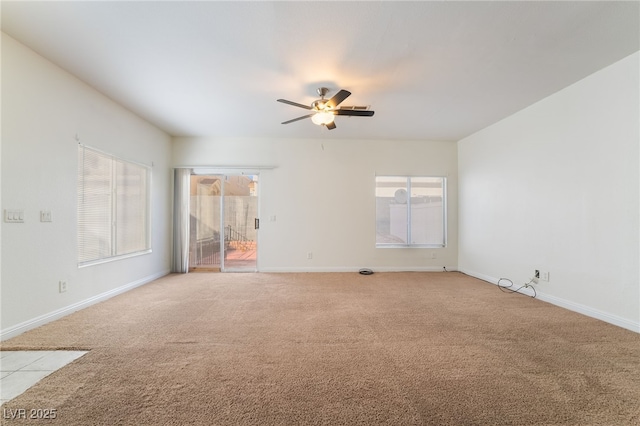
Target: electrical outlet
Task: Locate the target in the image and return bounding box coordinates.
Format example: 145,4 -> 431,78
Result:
307,252 -> 313,260
40,210 -> 52,222
59,281 -> 67,293
430,252 -> 437,259
541,271 -> 549,281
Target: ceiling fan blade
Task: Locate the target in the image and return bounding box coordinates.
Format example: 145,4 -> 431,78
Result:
325,90 -> 351,109
326,121 -> 337,130
277,99 -> 312,110
336,105 -> 369,110
281,114 -> 314,124
335,109 -> 375,117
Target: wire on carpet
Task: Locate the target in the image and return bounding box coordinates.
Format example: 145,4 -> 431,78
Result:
497,277 -> 537,298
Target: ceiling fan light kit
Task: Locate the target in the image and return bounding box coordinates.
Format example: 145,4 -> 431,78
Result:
311,111 -> 335,125
278,87 -> 374,130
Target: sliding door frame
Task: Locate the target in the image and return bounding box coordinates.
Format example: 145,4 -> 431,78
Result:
190,168 -> 261,272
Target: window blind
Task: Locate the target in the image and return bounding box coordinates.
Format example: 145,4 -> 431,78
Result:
78,145 -> 150,265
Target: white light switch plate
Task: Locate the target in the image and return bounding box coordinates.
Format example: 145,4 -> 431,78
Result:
4,209 -> 24,223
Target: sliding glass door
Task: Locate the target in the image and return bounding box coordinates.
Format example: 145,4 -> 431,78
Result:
222,175 -> 258,271
188,173 -> 258,272
189,175 -> 223,271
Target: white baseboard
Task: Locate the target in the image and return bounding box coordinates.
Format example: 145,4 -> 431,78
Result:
534,293 -> 640,333
460,269 -> 640,334
1,270 -> 170,341
259,266 -> 453,273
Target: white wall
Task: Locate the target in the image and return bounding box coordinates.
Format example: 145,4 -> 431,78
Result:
1,34 -> 173,338
458,52 -> 639,332
173,137 -> 458,272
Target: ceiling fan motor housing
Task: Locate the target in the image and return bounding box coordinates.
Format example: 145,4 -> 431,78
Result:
312,99 -> 329,111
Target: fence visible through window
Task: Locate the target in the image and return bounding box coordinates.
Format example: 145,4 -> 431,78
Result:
375,176 -> 446,248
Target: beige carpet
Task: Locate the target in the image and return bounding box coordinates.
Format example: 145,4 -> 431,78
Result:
1,272 -> 639,425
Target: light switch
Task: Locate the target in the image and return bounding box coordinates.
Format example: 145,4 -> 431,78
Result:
4,209 -> 24,223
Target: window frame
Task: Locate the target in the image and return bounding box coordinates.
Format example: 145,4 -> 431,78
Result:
77,144 -> 152,267
375,175 -> 447,249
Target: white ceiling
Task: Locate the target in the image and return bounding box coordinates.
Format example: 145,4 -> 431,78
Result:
2,1 -> 638,141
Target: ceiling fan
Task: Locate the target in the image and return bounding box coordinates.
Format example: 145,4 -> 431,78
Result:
277,87 -> 374,130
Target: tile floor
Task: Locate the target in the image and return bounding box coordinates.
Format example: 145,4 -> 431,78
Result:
0,351 -> 87,404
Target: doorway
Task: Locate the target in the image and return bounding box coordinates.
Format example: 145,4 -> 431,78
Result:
189,173 -> 258,272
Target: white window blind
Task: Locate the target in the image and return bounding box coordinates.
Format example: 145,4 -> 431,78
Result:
78,145 -> 151,265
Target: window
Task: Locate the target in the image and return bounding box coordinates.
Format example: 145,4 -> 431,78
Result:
77,145 -> 151,265
375,176 -> 446,247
